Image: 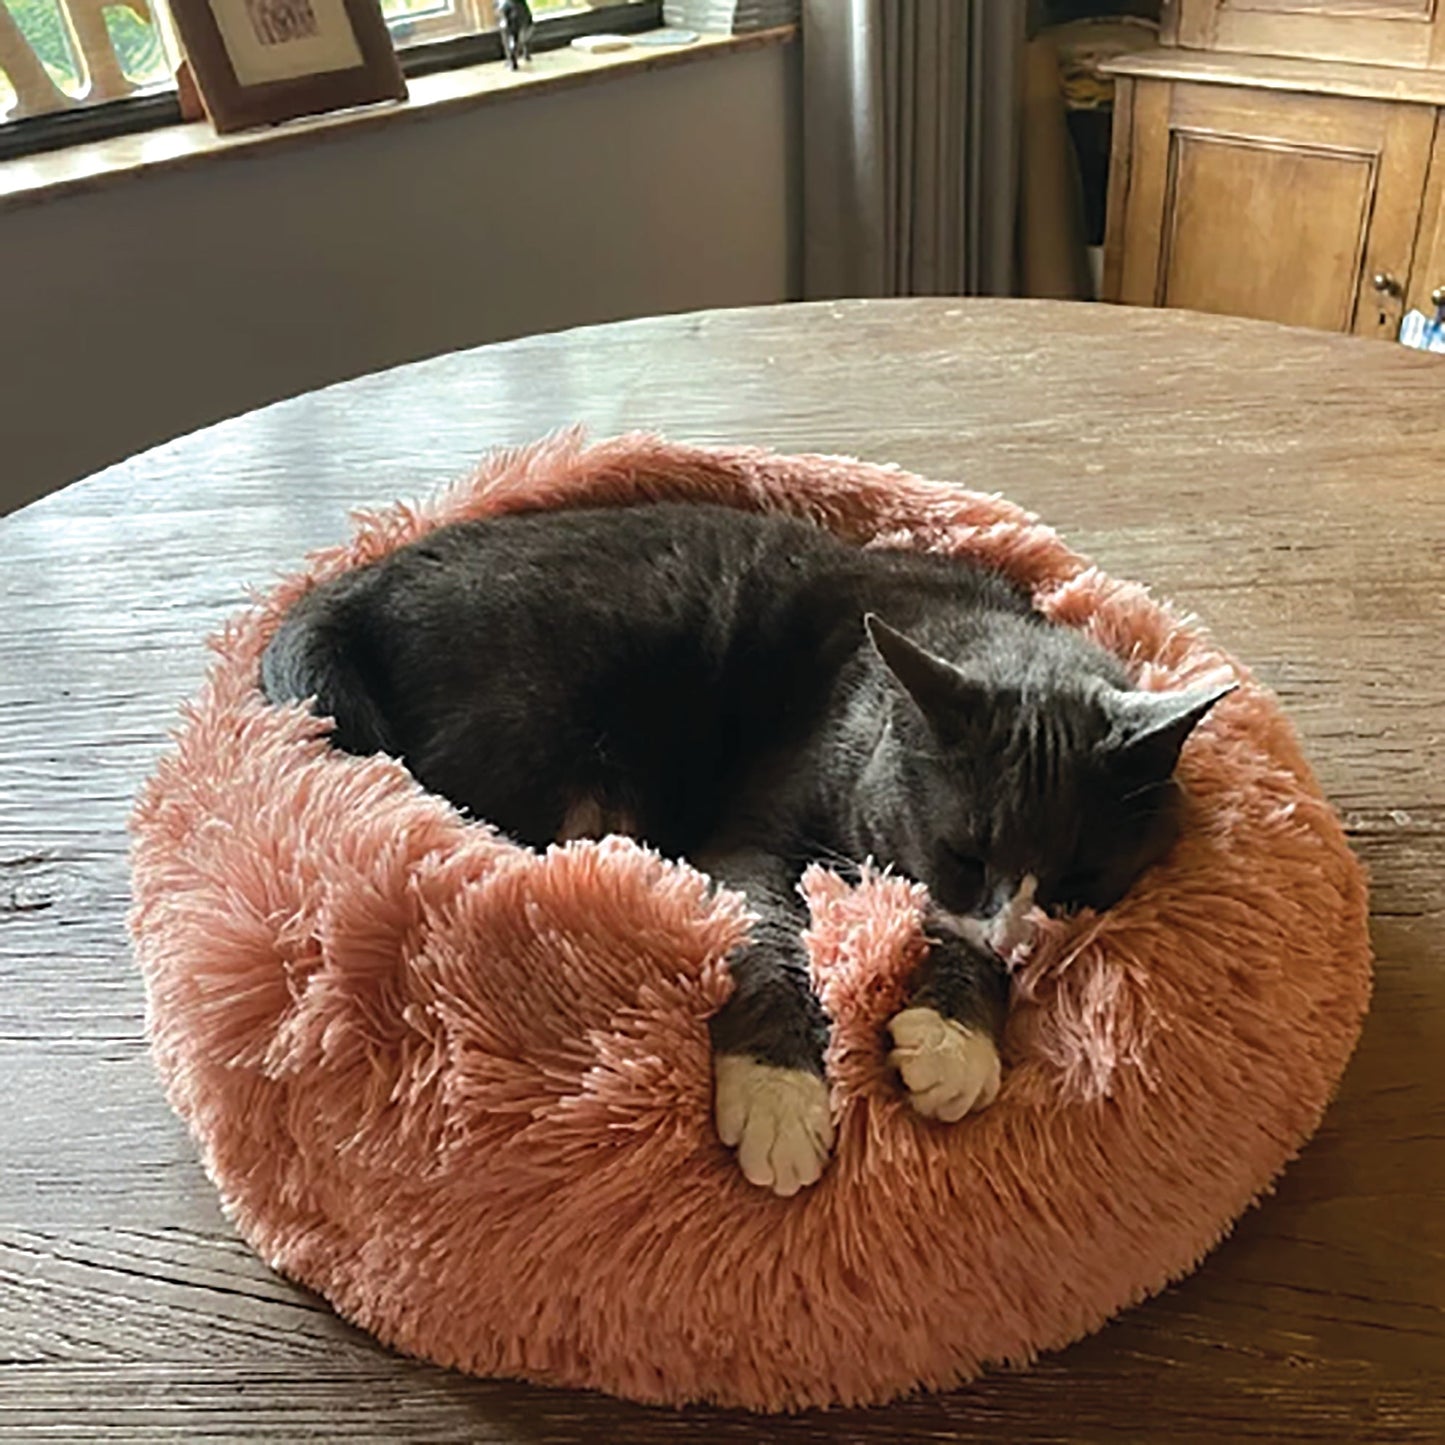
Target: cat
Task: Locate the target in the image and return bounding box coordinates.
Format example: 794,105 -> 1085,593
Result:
261,501 -> 1232,1195
497,0 -> 533,70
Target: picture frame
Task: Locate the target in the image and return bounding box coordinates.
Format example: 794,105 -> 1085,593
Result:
166,0 -> 407,135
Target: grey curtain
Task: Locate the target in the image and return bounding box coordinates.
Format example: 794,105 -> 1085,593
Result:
802,0 -> 1028,300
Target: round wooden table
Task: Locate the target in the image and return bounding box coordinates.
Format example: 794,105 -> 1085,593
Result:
2,300 -> 1441,1442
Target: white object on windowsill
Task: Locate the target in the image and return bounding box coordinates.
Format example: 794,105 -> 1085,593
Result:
571,34 -> 633,53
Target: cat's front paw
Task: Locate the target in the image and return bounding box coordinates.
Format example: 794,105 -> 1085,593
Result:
714,1055 -> 834,1197
887,1006 -> 1001,1122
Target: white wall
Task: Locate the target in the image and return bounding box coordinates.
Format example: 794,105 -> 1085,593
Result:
0,42 -> 799,514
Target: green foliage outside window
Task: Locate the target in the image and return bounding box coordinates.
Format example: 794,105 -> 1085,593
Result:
1,0 -> 166,108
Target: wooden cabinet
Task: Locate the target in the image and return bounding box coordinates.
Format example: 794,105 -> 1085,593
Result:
1164,0 -> 1445,72
1104,49 -> 1445,337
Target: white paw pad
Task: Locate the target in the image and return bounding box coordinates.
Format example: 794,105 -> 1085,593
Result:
887,1007 -> 1001,1122
714,1055 -> 834,1197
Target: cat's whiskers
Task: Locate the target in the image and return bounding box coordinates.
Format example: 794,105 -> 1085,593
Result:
796,835 -> 865,875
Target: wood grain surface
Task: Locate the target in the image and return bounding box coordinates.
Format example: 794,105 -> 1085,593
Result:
1,299 -> 1441,1442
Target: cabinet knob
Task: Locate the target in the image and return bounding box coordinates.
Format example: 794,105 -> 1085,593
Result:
1372,272 -> 1403,298
1431,284 -> 1445,310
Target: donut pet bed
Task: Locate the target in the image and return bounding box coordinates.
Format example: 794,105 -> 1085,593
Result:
130,432 -> 1372,1412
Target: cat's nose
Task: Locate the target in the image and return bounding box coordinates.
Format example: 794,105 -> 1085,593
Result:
982,874 -> 1039,957
980,872 -> 1034,920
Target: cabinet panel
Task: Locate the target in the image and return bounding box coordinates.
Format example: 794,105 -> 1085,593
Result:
1107,78 -> 1435,337
1162,132 -> 1374,328
1166,0 -> 1445,69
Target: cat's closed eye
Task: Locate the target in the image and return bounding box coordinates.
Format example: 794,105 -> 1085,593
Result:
942,843 -> 984,878
933,843 -> 986,911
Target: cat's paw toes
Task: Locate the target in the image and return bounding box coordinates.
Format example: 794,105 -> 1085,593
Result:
887,1006 -> 1001,1122
714,1054 -> 834,1197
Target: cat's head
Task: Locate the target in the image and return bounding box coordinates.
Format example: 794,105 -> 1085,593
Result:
864,614 -> 1234,945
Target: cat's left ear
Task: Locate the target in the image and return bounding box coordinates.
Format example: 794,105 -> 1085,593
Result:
1104,680 -> 1238,775
865,613 -> 987,732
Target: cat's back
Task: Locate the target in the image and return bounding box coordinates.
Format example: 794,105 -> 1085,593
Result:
389,501 -> 842,588
260,502 -> 849,718
263,500 -> 1029,697
291,501 -> 851,641
257,498 -> 1042,835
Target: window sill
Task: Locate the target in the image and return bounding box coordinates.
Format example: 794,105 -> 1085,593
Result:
0,25 -> 795,216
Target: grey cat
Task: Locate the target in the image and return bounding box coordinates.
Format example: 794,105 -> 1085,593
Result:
261,501 -> 1231,1194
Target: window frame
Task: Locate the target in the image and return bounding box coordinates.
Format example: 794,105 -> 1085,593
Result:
0,0 -> 662,161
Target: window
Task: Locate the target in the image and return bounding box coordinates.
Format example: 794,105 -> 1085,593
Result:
382,0 -> 575,51
0,0 -> 658,154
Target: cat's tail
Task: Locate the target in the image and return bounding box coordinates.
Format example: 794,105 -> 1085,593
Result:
259,601 -> 396,758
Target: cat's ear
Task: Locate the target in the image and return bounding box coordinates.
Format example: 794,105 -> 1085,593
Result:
1103,680 -> 1237,775
865,614 -> 987,732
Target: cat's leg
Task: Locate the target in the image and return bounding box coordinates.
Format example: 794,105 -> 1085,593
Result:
700,847 -> 834,1197
888,909 -> 1010,1122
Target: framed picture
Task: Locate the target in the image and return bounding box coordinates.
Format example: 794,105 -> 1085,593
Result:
167,0 -> 407,134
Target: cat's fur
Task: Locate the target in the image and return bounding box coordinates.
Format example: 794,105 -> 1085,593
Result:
261,501 -> 1230,1194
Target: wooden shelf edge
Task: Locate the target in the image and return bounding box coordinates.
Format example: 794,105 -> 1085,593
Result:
1104,44 -> 1445,108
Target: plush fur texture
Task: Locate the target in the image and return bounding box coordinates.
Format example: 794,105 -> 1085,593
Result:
129,431 -> 1372,1412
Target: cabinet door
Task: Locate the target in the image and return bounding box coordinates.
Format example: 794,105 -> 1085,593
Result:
1406,112 -> 1445,314
1105,78 -> 1435,337
1165,0 -> 1445,70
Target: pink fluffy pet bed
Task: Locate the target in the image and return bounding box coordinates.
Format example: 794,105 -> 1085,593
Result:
130,432 -> 1371,1412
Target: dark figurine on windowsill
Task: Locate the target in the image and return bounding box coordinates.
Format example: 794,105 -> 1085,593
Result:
498,0 -> 534,70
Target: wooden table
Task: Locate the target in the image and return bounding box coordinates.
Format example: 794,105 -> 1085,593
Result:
2,300 -> 1441,1442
